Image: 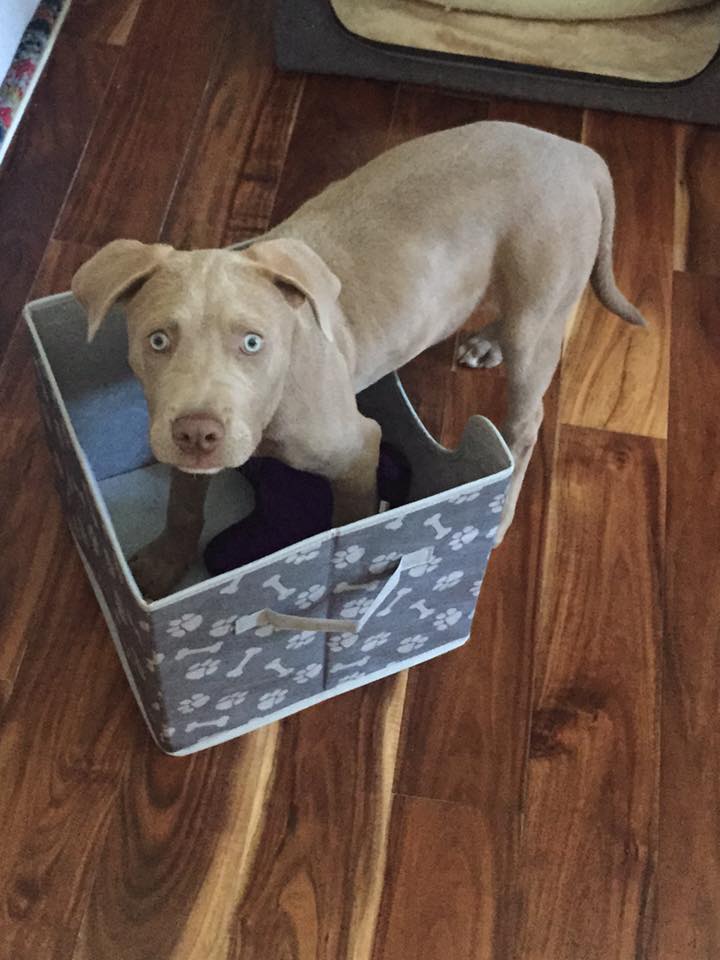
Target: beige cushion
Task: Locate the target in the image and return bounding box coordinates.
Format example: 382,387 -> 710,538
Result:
332,0 -> 720,83
423,0 -> 708,18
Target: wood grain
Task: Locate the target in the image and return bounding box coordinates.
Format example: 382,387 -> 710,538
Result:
559,112 -> 673,439
373,796 -> 493,960
487,98 -> 583,141
674,124 -> 720,277
160,1 -> 304,250
269,75 -> 399,227
518,426 -> 663,960
0,36 -> 117,359
0,242 -> 98,710
232,676 -> 407,960
0,0 -> 716,953
0,606 -> 136,960
63,0 -> 142,45
55,0 -> 230,246
72,725 -> 280,960
659,273 -> 720,960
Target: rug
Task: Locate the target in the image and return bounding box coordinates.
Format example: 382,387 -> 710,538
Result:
0,0 -> 71,165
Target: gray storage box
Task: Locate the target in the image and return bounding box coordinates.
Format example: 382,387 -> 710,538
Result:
25,292 -> 513,755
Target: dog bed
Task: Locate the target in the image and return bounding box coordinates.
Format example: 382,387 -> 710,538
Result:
330,0 -> 720,83
274,0 -> 720,125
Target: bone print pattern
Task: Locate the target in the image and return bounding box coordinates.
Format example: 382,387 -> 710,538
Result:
33,334 -> 509,752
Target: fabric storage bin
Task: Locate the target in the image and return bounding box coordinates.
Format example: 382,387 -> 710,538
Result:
25,291 -> 513,755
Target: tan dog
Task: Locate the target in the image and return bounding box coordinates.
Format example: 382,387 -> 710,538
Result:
72,121 -> 644,599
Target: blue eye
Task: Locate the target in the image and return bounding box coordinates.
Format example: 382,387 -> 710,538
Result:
243,333 -> 264,354
149,330 -> 170,352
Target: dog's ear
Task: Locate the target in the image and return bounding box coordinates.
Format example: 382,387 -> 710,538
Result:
72,239 -> 173,342
244,238 -> 341,342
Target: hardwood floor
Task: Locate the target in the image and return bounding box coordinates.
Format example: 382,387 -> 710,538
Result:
0,2 -> 716,957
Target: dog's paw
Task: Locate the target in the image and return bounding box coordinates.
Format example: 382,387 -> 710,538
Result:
456,333 -> 504,370
129,538 -> 192,601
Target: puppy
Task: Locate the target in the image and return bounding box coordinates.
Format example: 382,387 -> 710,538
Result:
72,121 -> 644,598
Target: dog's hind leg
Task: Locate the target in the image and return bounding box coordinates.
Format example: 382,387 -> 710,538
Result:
493,303 -> 571,544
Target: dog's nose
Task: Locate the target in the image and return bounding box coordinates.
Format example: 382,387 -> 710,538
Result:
172,414 -> 225,455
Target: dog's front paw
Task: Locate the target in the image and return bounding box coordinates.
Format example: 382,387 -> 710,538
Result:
129,537 -> 193,600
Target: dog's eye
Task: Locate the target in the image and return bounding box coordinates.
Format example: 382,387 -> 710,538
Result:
242,333 -> 264,354
149,330 -> 171,353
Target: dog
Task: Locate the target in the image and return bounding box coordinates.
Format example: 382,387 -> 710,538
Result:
71,121 -> 645,599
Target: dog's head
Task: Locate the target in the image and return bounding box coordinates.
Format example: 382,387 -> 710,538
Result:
71,238 -> 341,473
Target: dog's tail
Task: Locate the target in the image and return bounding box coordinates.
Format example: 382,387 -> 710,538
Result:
590,162 -> 646,327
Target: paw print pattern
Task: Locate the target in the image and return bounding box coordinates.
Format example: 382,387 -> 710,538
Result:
286,631 -> 318,650
407,556 -> 440,578
434,608 -> 462,631
489,493 -> 505,514
329,669 -> 367,685
339,596 -> 373,619
286,544 -> 321,565
295,584 -> 325,609
167,613 -> 203,638
332,545 -> 365,569
485,525 -> 499,541
369,552 -> 399,575
360,631 -> 391,652
449,526 -> 479,551
328,632 -> 359,653
177,693 -> 210,714
449,489 -> 481,504
215,691 -> 248,710
257,688 -> 289,711
185,658 -> 221,680
397,634 -> 428,654
433,570 -> 464,592
294,663 -> 323,684
470,579 -> 483,598
209,616 -> 237,638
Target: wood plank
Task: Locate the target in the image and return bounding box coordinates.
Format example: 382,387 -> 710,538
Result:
0,242 -> 137,957
161,1 -> 304,250
0,36 -> 118,359
230,677 -> 407,960
63,0 -> 143,45
487,98 -> 584,141
385,84 -> 489,148
269,75 -> 399,227
55,0 -> 230,247
559,112 -> 673,439
659,273 -> 720,960
674,125 -> 720,277
372,796 -> 492,960
0,242 -> 98,710
517,425 -> 663,960
72,725 -> 280,960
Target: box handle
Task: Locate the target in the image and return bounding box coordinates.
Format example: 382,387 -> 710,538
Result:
234,547 -> 434,637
